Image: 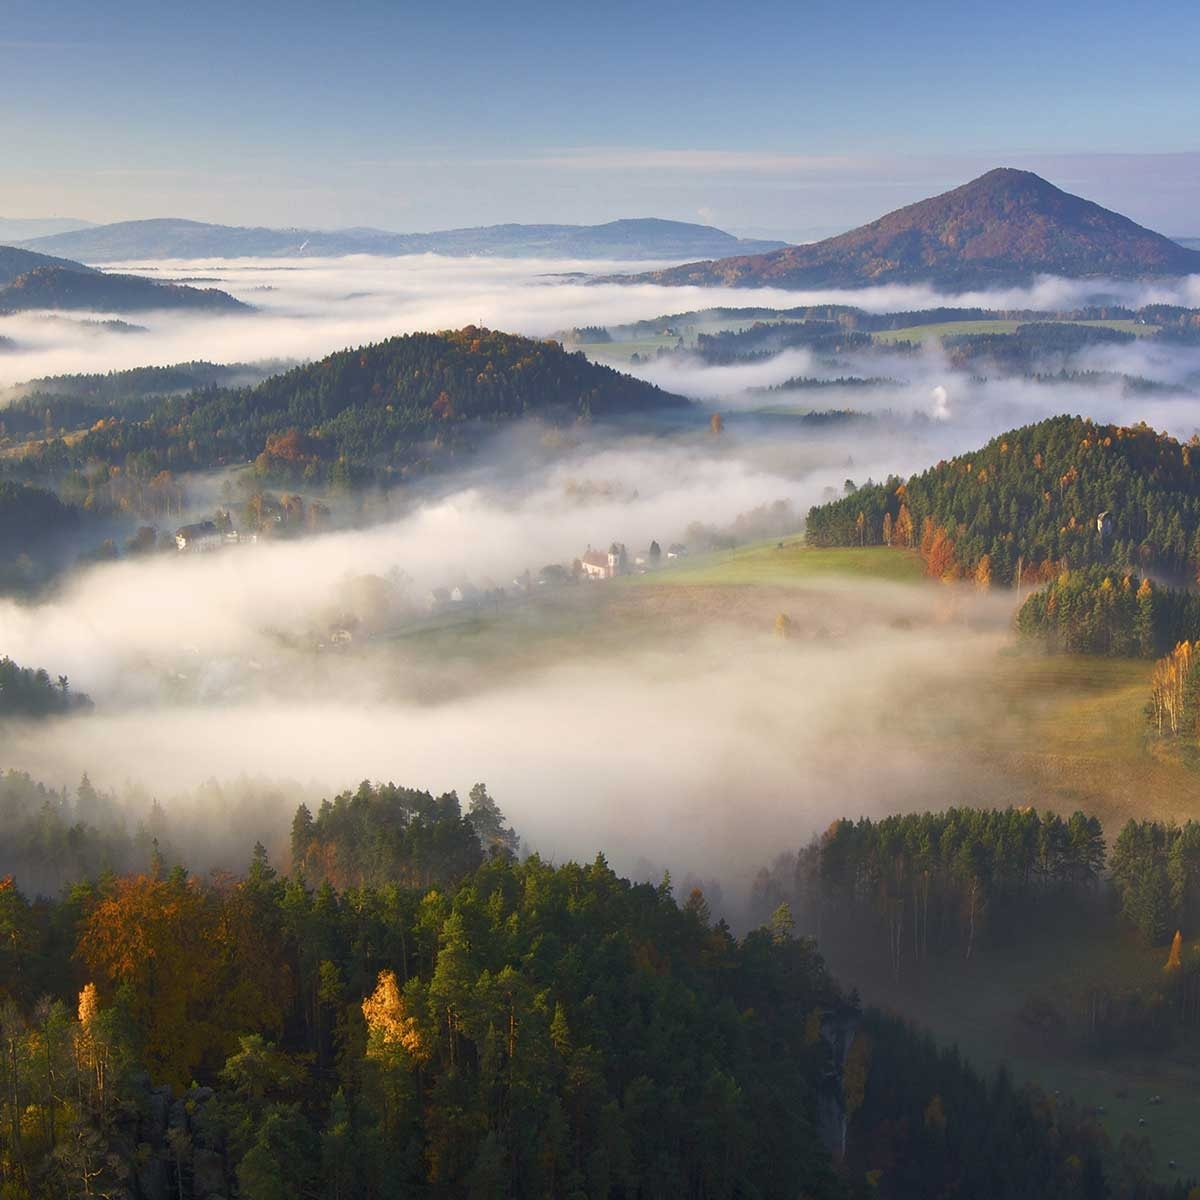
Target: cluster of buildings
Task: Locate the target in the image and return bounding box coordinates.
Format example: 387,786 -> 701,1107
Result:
422,538 -> 689,616
174,518 -> 263,552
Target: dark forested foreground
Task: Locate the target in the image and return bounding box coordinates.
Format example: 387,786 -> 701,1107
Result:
2,777 -> 1200,1198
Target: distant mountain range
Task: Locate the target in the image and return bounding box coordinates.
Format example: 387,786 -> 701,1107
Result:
17,217 -> 788,263
625,169 -> 1200,290
0,217 -> 93,242
0,245 -> 247,313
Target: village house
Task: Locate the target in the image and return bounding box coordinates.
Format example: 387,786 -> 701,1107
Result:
580,546 -> 609,579
579,542 -> 628,580
174,521 -> 223,552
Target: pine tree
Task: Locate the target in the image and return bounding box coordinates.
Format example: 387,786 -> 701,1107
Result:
1164,929 -> 1183,971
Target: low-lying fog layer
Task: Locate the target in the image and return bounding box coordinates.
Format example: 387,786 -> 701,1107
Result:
2,252 -> 1200,394
0,407 -> 1022,900
5,253 -> 1200,906
4,581 -> 1021,904
0,429 -> 926,695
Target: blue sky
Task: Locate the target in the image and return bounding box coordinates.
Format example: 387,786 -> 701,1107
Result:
3,0 -> 1199,236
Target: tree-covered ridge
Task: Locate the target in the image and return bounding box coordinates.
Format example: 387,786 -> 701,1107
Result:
0,655 -> 91,719
0,266 -> 248,313
0,244 -> 98,286
60,327 -> 687,482
807,416 -> 1200,584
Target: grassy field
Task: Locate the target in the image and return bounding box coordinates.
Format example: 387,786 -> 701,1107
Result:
574,336 -> 681,363
873,318 -> 1158,345
626,537 -> 927,586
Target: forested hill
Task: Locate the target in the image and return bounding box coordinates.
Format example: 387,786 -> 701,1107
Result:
0,265 -> 247,313
630,168 -> 1200,289
67,326 -> 689,481
806,416 -> 1200,585
0,244 -> 98,286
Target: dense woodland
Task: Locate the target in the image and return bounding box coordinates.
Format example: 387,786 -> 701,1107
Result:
1,773 -> 1199,1197
0,362 -> 276,444
20,329 -> 686,487
807,416 -> 1200,586
1014,570 -> 1200,658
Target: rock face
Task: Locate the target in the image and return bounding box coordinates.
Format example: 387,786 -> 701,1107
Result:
121,1079 -> 229,1200
817,1007 -> 859,1162
634,169 -> 1200,290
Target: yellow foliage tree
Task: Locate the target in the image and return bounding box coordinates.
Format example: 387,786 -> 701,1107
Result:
974,554 -> 992,591
1165,930 -> 1183,972
362,970 -> 429,1065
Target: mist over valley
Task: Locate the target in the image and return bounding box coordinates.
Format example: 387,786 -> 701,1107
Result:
7,30 -> 1200,1188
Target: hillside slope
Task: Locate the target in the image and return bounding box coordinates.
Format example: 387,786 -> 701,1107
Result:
65,326 -> 689,479
635,169 -> 1200,289
807,415 -> 1200,583
0,244 -> 98,286
0,266 -> 248,313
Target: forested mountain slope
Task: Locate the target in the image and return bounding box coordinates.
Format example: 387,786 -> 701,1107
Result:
55,326 -> 688,482
0,265 -> 247,313
807,415 -> 1200,584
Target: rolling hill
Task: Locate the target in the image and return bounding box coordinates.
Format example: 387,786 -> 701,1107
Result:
62,326 -> 690,480
630,169 -> 1200,290
1,244 -> 248,313
806,414 -> 1200,584
18,217 -> 788,262
0,265 -> 249,313
0,245 -> 99,287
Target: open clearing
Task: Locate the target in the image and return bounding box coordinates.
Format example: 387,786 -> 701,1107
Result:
627,537 -> 926,586
873,318 -> 1158,344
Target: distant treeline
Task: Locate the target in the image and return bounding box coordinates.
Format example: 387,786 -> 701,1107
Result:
807,415 -> 1200,585
754,807 -> 1105,976
756,375 -> 898,392
943,322 -> 1135,370
686,321 -> 873,363
616,301 -> 1186,337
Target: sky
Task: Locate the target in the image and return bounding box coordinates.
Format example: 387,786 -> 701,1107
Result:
2,0 -> 1199,237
